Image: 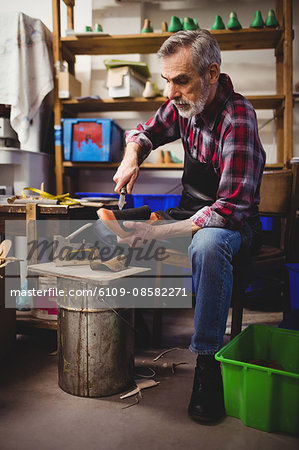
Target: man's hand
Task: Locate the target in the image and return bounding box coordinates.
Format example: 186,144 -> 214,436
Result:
113,143 -> 141,194
118,221 -> 164,247
117,217 -> 195,247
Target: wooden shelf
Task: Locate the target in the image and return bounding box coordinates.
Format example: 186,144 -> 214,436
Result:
63,161 -> 282,171
62,95 -> 285,115
247,95 -> 284,110
62,97 -> 166,113
63,161 -> 184,170
61,29 -> 283,56
16,311 -> 57,331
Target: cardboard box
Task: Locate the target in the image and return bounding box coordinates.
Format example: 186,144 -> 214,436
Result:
58,72 -> 82,99
106,66 -> 146,98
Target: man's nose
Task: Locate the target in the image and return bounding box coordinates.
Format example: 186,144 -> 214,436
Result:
167,83 -> 180,100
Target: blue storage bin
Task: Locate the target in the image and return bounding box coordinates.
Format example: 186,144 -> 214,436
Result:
133,194 -> 181,211
260,216 -> 274,231
62,118 -> 124,162
76,192 -> 181,211
285,263 -> 299,310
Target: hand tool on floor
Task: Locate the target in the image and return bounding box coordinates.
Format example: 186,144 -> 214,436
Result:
118,185 -> 127,210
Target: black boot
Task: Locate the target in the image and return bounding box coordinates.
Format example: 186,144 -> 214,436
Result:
188,354 -> 225,423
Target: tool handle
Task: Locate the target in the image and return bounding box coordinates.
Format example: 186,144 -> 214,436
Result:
120,185 -> 127,195
65,223 -> 93,241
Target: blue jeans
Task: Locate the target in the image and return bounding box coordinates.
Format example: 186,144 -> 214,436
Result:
189,227 -> 242,355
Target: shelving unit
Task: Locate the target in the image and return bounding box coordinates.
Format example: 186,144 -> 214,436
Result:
52,0 -> 293,195
62,161 -> 184,170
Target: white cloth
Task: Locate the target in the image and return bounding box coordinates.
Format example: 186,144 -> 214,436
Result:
0,12 -> 54,145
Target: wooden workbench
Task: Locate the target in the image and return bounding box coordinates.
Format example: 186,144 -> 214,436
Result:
0,203 -> 100,235
0,202 -> 112,332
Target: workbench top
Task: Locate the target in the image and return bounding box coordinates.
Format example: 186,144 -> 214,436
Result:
28,262 -> 151,282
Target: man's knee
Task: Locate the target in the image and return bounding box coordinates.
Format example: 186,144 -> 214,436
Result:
190,228 -> 233,263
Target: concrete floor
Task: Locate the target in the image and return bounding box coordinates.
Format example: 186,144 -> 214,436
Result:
0,308 -> 298,450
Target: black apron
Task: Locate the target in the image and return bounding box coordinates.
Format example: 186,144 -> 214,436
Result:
156,147 -> 219,221
166,148 -> 219,220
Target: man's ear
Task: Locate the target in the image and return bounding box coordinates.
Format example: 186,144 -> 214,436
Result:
207,63 -> 220,85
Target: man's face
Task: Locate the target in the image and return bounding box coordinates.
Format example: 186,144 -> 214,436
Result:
161,47 -> 210,118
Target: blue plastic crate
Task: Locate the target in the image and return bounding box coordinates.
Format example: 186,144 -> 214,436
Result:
132,194 -> 181,211
76,193 -> 181,211
62,118 -> 124,162
285,263 -> 299,310
260,216 -> 274,231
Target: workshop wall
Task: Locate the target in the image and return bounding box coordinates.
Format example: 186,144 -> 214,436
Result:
1,1 -> 298,196
77,0 -> 299,195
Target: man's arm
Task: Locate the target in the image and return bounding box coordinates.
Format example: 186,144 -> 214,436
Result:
191,101 -> 266,230
114,100 -> 181,194
118,217 -> 201,248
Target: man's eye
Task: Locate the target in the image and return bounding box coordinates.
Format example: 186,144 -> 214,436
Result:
176,78 -> 189,85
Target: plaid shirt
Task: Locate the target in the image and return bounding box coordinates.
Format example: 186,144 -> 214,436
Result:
126,74 -> 266,230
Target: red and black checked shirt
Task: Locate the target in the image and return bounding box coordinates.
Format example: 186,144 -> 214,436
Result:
126,74 -> 266,230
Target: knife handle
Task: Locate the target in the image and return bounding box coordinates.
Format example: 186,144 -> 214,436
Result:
120,185 -> 127,195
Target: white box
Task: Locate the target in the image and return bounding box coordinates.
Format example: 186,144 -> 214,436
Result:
106,66 -> 146,98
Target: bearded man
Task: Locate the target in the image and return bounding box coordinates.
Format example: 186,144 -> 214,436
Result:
111,30 -> 266,423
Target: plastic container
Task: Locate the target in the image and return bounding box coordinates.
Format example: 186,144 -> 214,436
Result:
260,216 -> 274,231
62,118 -> 124,162
132,194 -> 181,211
76,193 -> 181,211
215,324 -> 299,435
285,263 -> 299,310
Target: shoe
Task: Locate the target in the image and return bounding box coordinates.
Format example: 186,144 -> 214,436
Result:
265,9 -> 279,28
168,16 -> 183,33
142,80 -> 157,98
90,254 -> 129,272
182,17 -> 198,31
227,11 -> 242,30
141,18 -> 153,33
211,14 -> 225,30
162,21 -> 168,32
163,150 -> 174,163
249,10 -> 264,29
156,150 -> 165,163
97,205 -> 152,238
188,354 -> 225,423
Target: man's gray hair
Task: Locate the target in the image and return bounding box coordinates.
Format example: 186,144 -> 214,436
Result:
157,30 -> 221,77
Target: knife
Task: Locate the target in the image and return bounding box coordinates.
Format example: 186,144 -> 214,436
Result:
118,185 -> 127,210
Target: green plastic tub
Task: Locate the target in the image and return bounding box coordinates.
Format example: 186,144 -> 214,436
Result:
215,324 -> 299,435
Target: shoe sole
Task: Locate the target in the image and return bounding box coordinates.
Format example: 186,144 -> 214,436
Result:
97,205 -> 155,238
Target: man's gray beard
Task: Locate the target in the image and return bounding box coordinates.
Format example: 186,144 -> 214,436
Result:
172,82 -> 210,119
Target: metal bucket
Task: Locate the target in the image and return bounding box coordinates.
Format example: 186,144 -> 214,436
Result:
57,278 -> 135,397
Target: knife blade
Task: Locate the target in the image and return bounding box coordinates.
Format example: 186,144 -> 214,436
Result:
118,185 -> 127,210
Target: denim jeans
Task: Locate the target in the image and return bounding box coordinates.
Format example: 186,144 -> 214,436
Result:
189,227 -> 242,355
